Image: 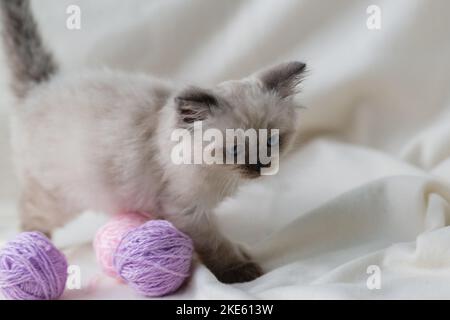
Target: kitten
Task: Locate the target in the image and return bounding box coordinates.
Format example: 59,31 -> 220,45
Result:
0,0 -> 307,283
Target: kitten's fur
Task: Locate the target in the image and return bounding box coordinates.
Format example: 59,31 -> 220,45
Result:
1,0 -> 307,283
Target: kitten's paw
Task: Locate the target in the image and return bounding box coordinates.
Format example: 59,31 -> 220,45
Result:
216,261 -> 263,284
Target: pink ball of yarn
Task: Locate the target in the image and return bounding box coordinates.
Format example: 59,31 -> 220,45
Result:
94,212 -> 148,278
114,220 -> 194,297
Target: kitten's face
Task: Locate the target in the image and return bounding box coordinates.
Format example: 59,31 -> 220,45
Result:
175,61 -> 306,179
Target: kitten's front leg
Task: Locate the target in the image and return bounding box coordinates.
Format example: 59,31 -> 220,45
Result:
169,209 -> 263,283
205,240 -> 264,284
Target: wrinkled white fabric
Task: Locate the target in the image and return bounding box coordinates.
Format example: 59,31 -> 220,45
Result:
1,0 -> 450,299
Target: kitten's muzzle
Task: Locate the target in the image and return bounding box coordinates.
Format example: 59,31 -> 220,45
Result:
241,161 -> 271,178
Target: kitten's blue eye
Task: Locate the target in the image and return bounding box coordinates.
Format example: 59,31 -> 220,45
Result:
267,134 -> 279,147
227,144 -> 240,156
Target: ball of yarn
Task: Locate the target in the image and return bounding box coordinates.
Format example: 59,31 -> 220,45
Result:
94,212 -> 148,278
0,232 -> 68,300
114,220 -> 194,297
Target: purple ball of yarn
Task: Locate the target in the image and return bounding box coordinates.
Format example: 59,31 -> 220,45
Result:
114,220 -> 194,297
0,232 -> 68,300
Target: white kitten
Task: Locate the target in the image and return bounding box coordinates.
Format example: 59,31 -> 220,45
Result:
1,0 -> 306,283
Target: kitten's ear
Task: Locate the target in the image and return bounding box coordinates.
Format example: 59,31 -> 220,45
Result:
259,61 -> 307,98
175,87 -> 218,124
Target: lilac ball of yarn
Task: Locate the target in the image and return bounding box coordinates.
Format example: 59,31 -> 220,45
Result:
114,220 -> 194,297
0,232 -> 68,300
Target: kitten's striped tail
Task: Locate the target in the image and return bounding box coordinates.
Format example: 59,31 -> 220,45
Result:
0,0 -> 58,98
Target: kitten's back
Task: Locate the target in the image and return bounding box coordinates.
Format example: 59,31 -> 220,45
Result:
12,70 -> 172,213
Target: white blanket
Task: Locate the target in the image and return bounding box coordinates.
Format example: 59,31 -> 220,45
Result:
1,0 -> 450,299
